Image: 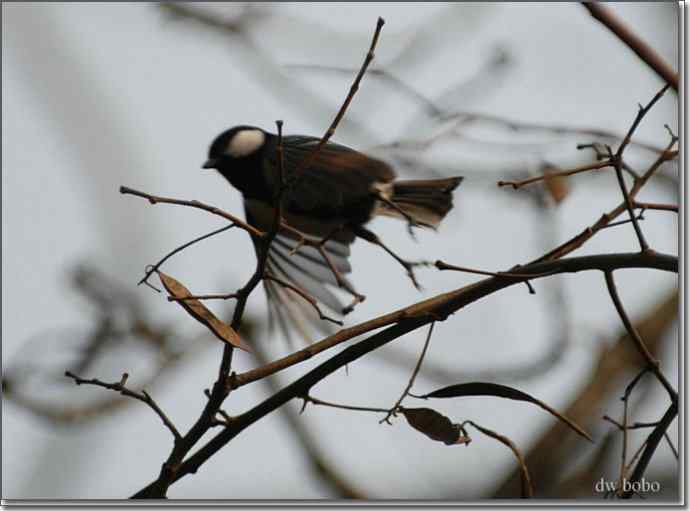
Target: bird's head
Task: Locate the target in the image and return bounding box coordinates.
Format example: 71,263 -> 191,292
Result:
202,125 -> 267,171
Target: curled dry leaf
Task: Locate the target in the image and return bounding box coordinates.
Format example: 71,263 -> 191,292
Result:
543,168 -> 570,205
400,407 -> 469,446
415,382 -> 592,442
158,271 -> 251,353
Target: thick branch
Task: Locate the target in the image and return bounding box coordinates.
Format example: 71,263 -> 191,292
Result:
230,251 -> 676,390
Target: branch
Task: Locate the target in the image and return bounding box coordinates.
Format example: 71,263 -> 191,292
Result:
229,251 -> 676,391
138,224 -> 235,290
290,17 -> 385,178
120,186 -> 262,237
131,250 -> 677,496
621,402 -> 678,499
131,16 -> 387,497
582,3 -> 678,91
65,371 -> 181,441
133,123 -> 289,497
381,322 -> 436,424
463,421 -> 533,498
533,139 -> 678,264
497,160 -> 612,189
603,271 -> 676,402
634,201 -> 678,213
302,395 -> 390,415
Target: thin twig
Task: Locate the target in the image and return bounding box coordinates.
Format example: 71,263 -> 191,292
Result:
138,224 -> 235,288
65,371 -> 181,441
622,402 -> 678,499
533,138 -> 677,264
604,271 -> 677,402
497,160 -> 612,189
120,186 -> 262,237
618,388 -> 629,495
663,432 -> 679,460
609,142 -> 649,252
625,438 -> 650,475
634,201 -> 678,213
302,395 -> 390,415
434,261 -> 560,293
463,420 -> 533,498
168,292 -> 239,302
290,17 -> 385,180
603,417 -> 661,431
381,322 -> 436,424
600,214 -> 645,231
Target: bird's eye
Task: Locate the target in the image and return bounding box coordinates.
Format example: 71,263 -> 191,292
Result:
225,130 -> 265,158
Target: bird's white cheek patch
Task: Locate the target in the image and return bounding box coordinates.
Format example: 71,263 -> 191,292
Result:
226,129 -> 266,158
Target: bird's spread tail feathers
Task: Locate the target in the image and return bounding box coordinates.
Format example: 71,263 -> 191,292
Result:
374,177 -> 463,228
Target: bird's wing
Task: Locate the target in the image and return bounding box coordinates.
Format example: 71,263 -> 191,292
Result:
264,136 -> 396,217
244,198 -> 358,344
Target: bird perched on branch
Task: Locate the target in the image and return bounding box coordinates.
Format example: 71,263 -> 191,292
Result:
203,125 -> 463,342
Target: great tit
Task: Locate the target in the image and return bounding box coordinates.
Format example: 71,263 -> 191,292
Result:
203,125 -> 463,342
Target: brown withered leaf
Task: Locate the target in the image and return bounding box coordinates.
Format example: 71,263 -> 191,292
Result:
158,272 -> 251,352
415,382 -> 592,442
543,168 -> 570,205
400,407 -> 468,446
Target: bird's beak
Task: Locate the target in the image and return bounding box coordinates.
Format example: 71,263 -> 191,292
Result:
202,159 -> 218,170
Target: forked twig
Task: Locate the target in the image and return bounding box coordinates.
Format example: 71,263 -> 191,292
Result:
65,371 -> 181,441
381,322 -> 436,424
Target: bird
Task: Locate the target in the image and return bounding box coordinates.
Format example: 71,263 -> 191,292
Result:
202,125 -> 463,343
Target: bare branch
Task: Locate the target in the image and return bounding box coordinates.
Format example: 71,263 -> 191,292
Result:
634,201 -> 678,213
65,371 -> 181,442
463,421 -> 533,498
603,271 -> 677,402
381,322 -> 436,424
622,402 -> 677,498
138,224 -> 235,289
497,160 -> 612,189
120,186 -> 262,237
228,251 -> 676,392
290,17 -> 385,179
302,395 -> 389,415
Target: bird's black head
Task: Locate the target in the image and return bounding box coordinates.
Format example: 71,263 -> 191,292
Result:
203,125 -> 268,170
202,126 -> 271,198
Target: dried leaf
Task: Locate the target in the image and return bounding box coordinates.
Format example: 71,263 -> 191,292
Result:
416,382 -> 592,441
543,170 -> 570,205
158,272 -> 251,352
400,407 -> 463,445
